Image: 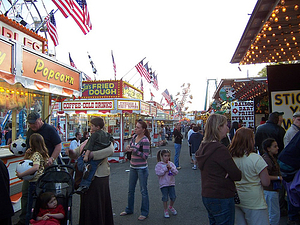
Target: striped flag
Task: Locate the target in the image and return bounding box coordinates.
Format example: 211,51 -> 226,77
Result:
69,52 -> 77,68
52,0 -> 92,34
152,72 -> 159,90
135,60 -> 151,83
46,13 -> 58,46
51,0 -> 71,18
111,51 -> 117,80
162,89 -> 171,104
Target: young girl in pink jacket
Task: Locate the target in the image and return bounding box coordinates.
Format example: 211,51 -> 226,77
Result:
155,149 -> 179,218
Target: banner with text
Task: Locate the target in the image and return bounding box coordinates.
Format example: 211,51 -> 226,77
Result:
231,100 -> 254,128
271,90 -> 300,130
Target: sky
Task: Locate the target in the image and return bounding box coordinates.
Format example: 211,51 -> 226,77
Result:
2,0 -> 266,112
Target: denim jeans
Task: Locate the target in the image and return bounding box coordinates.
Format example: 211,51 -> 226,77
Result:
77,154 -> 103,188
125,167 -> 149,217
26,182 -> 36,225
161,186 -> 176,202
202,197 -> 235,225
174,143 -> 181,167
264,190 -> 280,225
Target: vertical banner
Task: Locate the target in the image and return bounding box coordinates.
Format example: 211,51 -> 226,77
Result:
231,100 -> 254,128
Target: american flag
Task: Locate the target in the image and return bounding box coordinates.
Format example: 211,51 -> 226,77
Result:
135,60 -> 151,83
69,52 -> 77,68
52,0 -> 92,34
162,89 -> 171,104
46,13 -> 58,46
51,0 -> 71,18
111,51 -> 117,80
152,72 -> 159,90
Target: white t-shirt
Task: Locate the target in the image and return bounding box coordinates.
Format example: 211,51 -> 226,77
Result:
70,139 -> 80,150
233,153 -> 268,209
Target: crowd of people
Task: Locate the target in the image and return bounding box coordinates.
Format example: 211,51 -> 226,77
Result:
1,111 -> 300,225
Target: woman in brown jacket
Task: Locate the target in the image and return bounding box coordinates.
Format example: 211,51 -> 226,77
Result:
196,114 -> 241,225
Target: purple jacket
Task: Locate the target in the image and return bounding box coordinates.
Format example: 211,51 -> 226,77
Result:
155,161 -> 178,188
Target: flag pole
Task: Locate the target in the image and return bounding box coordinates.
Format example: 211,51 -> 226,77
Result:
120,57 -> 146,80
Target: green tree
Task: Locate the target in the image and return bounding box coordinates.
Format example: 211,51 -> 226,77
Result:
257,67 -> 267,77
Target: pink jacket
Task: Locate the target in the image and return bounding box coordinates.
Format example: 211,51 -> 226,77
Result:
155,161 -> 178,188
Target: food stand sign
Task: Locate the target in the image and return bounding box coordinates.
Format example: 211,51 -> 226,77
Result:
22,50 -> 80,91
231,100 -> 254,128
62,100 -> 114,110
271,90 -> 300,130
117,100 -> 140,110
81,80 -> 122,98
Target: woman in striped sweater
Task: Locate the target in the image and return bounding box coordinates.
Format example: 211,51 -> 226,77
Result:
120,119 -> 151,221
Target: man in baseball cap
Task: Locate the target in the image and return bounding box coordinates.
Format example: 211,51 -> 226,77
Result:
26,111 -> 41,124
284,112 -> 300,147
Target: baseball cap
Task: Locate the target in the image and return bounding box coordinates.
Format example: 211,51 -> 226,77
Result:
27,112 -> 40,123
293,112 -> 300,117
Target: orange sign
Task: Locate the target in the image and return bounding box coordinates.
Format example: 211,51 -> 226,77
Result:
22,50 -> 80,91
0,39 -> 12,73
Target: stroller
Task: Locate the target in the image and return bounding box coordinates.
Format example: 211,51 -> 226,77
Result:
30,164 -> 75,225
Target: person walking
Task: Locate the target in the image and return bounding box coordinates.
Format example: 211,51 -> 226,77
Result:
120,120 -> 151,221
173,123 -> 183,170
16,133 -> 49,225
155,149 -> 179,218
196,114 -> 241,225
189,126 -> 203,170
229,127 -> 270,225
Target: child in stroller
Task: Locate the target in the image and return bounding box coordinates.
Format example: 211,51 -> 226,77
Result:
29,165 -> 74,225
29,192 -> 65,225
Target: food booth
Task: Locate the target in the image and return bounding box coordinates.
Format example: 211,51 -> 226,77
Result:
0,15 -> 81,211
56,80 -> 156,162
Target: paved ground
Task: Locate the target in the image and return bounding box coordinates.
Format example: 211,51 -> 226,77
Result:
12,138 -> 288,225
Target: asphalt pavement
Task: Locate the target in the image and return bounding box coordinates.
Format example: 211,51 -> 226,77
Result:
12,137 -> 288,225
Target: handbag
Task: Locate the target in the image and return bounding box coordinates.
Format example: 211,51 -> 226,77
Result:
234,190 -> 240,204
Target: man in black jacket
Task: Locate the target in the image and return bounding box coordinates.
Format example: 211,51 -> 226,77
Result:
255,112 -> 285,155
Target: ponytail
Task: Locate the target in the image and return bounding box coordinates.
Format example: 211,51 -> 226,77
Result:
157,150 -> 162,162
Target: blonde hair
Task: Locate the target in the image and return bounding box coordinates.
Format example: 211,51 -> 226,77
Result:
203,114 -> 227,143
29,133 -> 49,160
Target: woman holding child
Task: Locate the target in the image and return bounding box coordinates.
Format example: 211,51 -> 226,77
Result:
67,117 -> 114,225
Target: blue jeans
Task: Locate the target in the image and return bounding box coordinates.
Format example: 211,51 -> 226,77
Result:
174,143 -> 181,167
125,167 -> 149,217
161,186 -> 176,202
77,155 -> 103,188
202,197 -> 235,225
26,182 -> 36,225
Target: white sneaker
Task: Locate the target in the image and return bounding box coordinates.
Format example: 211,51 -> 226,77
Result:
192,165 -> 197,170
164,210 -> 170,218
169,206 -> 177,215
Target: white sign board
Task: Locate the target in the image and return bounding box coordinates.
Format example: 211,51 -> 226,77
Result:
231,100 -> 254,128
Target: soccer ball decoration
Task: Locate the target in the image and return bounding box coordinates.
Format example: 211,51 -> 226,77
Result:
10,137 -> 27,156
16,159 -> 36,180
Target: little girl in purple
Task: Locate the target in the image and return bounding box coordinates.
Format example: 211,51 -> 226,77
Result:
155,149 -> 179,218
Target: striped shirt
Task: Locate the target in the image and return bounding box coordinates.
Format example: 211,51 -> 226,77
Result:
130,135 -> 150,168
